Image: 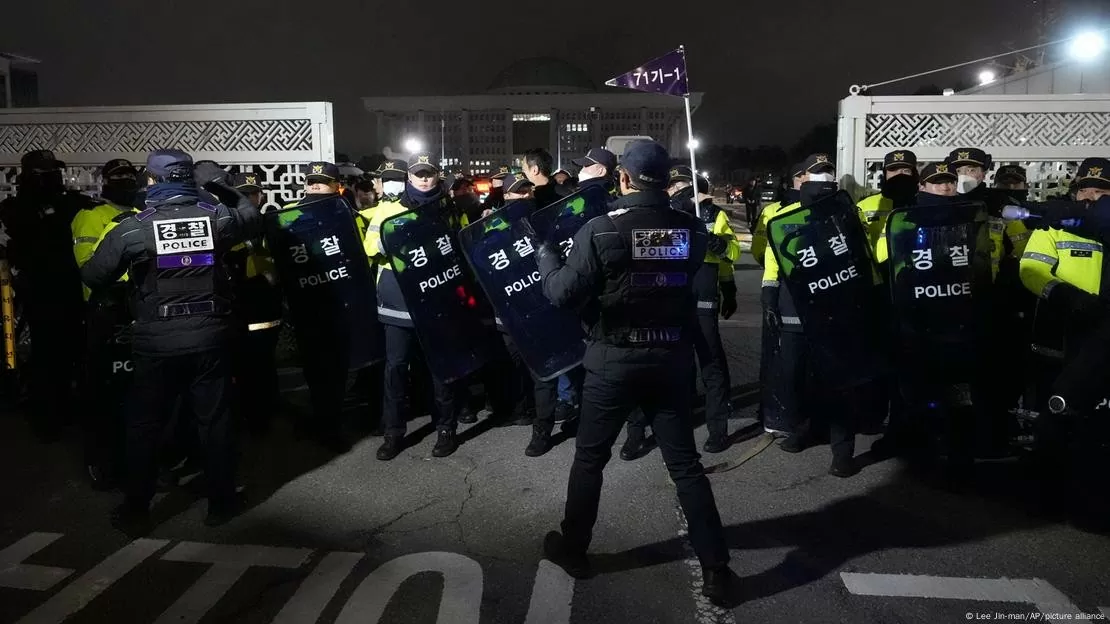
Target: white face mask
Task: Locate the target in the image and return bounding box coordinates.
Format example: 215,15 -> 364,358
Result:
957,175 -> 981,194
383,180 -> 404,196
808,172 -> 835,183
577,169 -> 596,182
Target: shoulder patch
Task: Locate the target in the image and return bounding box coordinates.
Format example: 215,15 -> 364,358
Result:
197,202 -> 218,212
135,208 -> 157,221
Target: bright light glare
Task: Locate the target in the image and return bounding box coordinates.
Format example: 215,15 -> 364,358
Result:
942,88 -> 955,96
978,70 -> 996,85
403,137 -> 423,154
1069,31 -> 1108,61
700,171 -> 709,178
687,139 -> 700,151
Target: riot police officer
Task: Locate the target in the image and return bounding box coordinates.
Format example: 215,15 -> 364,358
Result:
367,154 -> 463,461
858,150 -> 919,265
0,149 -> 95,442
668,165 -> 739,453
227,172 -> 282,435
482,165 -> 512,213
81,150 -> 260,530
536,140 -> 734,604
73,158 -> 141,488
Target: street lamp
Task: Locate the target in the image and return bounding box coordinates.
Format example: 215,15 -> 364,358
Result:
1069,31 -> 1108,61
978,70 -> 996,86
687,138 -> 700,151
700,170 -> 709,178
403,137 -> 423,154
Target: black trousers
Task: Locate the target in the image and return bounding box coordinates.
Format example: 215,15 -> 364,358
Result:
235,325 -> 281,430
501,333 -> 558,427
562,342 -> 729,570
771,331 -> 857,458
299,335 -> 348,437
82,301 -> 130,468
125,349 -> 236,506
381,324 -> 457,436
26,304 -> 81,435
694,313 -> 731,438
745,202 -> 758,228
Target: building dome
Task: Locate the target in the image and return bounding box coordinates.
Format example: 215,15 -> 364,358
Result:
487,58 -> 596,94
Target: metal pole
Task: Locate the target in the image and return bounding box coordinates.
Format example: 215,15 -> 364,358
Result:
440,114 -> 446,165
683,93 -> 700,220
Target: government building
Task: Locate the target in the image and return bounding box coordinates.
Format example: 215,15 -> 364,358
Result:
360,58 -> 703,176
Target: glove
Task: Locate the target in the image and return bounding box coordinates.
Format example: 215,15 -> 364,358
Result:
1048,282 -> 1103,316
194,161 -> 230,188
762,304 -> 781,333
719,281 -> 738,320
706,232 -> 729,257
535,241 -> 562,275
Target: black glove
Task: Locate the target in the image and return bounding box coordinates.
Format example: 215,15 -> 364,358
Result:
760,286 -> 781,332
720,281 -> 738,320
193,161 -> 231,188
1048,282 -> 1103,316
706,232 -> 729,257
535,241 -> 562,275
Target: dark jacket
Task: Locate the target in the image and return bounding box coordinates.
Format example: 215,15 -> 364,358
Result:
0,190 -> 94,308
533,181 -> 572,210
80,187 -> 260,356
538,189 -> 709,344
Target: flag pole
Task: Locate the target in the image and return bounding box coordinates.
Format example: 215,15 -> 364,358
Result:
680,45 -> 700,220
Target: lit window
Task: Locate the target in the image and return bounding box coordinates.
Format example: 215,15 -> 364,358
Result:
513,113 -> 551,122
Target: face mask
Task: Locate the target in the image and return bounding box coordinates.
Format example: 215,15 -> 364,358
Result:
102,179 -> 140,206
577,169 -> 596,182
808,172 -> 834,183
957,175 -> 981,194
882,174 -> 918,204
21,170 -> 64,194
383,181 -> 404,196
1007,189 -> 1029,202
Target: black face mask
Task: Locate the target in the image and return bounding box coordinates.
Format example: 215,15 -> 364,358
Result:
20,170 -> 64,196
102,179 -> 140,207
1004,189 -> 1029,203
800,181 -> 838,206
881,174 -> 919,206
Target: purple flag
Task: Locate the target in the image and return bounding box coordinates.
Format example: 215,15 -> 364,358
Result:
605,48 -> 689,96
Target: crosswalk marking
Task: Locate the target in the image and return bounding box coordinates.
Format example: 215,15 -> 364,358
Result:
17,539 -> 170,624
0,533 -> 73,591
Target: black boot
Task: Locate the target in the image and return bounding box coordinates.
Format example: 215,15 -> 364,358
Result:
780,433 -> 809,453
458,406 -> 478,425
525,423 -> 554,457
432,429 -> 459,457
702,566 -> 739,607
620,426 -> 645,461
829,455 -> 859,478
376,435 -> 404,461
543,531 -> 592,579
703,433 -> 730,454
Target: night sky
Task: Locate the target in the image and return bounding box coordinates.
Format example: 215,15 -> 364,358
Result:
2,0 -> 1106,156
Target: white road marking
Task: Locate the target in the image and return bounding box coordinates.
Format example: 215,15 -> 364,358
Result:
16,538 -> 170,624
673,506 -> 736,624
335,551 -> 483,624
841,573 -> 1084,617
523,560 -> 575,624
154,542 -> 312,624
272,551 -> 364,624
0,533 -> 73,591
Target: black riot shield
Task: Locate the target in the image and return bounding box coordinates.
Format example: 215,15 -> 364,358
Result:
459,199 -> 586,381
767,191 -> 883,391
263,194 -> 381,370
379,204 -> 490,384
886,201 -> 994,407
526,183 -> 612,251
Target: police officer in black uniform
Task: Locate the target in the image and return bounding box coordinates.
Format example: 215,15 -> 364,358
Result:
0,149 -> 94,442
536,140 -> 733,604
81,150 -> 260,531
227,172 -> 282,435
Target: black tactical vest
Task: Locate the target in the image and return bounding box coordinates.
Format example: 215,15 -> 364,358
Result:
133,201 -> 230,322
597,206 -> 701,347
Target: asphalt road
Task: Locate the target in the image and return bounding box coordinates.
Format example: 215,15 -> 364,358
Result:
1,244 -> 1109,623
